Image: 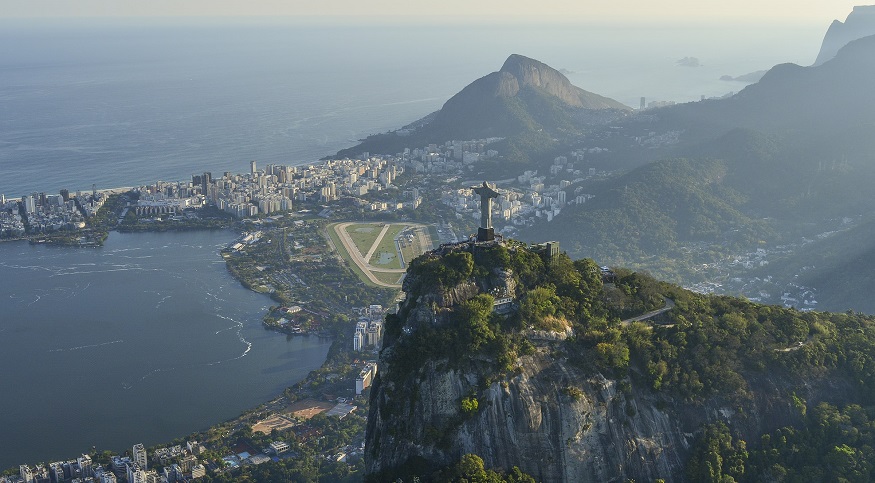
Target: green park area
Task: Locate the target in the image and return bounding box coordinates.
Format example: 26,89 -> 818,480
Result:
328,222 -> 436,288
326,224 -> 379,288
374,272 -> 404,285
368,224 -> 406,269
345,223 -> 383,257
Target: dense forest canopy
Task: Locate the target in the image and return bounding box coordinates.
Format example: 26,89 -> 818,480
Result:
375,238 -> 875,481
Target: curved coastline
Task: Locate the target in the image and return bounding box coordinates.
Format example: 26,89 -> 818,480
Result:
0,229 -> 334,471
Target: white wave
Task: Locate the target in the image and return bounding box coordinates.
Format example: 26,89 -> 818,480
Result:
51,267 -> 160,277
155,295 -> 172,308
206,339 -> 252,365
210,313 -> 253,363
214,313 -> 242,334
123,329 -> 253,389
48,339 -> 124,353
123,365 -> 178,389
0,262 -> 55,272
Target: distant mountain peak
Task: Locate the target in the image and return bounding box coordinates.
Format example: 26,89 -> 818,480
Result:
490,53 -> 628,109
814,5 -> 875,65
499,53 -> 553,77
333,54 -> 628,160
853,4 -> 875,14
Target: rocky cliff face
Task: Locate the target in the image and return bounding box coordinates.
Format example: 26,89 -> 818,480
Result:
364,262 -> 850,482
497,54 -> 625,110
366,332 -> 833,481
814,5 -> 875,66
366,340 -> 690,482
439,54 -> 629,110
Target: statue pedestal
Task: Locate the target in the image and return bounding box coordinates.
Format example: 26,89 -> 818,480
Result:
477,227 -> 495,242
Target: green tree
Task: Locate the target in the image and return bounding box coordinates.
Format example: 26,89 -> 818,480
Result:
451,454 -> 503,483
594,341 -> 630,374
458,294 -> 496,351
685,423 -> 747,483
519,285 -> 560,327
461,396 -> 479,414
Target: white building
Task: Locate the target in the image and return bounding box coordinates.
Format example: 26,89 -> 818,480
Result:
187,440 -> 203,455
356,363 -> 378,395
126,465 -> 145,483
270,441 -> 291,455
20,465 -> 34,483
133,443 -> 147,470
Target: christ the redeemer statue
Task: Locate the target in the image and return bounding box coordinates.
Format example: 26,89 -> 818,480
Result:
473,181 -> 500,242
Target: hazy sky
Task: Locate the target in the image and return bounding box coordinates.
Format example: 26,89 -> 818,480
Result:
0,0 -> 866,23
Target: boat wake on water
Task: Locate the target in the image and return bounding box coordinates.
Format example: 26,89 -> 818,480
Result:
48,339 -> 124,353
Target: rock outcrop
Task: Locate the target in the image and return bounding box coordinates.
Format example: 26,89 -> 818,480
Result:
364,244 -> 855,482
366,319 -> 846,482
438,54 -> 628,113
814,5 -> 875,65
497,54 -> 628,110
419,54 -> 628,142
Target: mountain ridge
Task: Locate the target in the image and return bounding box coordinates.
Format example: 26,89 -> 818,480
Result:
814,5 -> 875,65
521,33 -> 875,288
660,33 -> 875,137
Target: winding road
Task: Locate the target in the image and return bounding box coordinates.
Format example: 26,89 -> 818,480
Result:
621,298 -> 676,326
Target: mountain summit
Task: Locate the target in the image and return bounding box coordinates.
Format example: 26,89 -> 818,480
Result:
493,54 -> 628,109
334,54 -> 628,161
429,54 -> 627,139
814,5 -> 875,65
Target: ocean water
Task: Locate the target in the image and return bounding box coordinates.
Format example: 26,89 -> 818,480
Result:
0,18 -> 825,199
0,230 -> 332,469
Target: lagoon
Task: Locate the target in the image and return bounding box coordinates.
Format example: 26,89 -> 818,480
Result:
0,230 -> 331,469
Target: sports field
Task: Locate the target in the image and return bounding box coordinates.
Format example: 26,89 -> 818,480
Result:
346,224 -> 383,257
329,222 -> 435,288
368,224 -> 406,269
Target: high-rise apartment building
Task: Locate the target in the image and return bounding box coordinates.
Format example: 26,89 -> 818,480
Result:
133,443 -> 147,470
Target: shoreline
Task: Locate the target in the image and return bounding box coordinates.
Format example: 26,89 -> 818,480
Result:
0,227 -> 340,473
4,186 -> 136,202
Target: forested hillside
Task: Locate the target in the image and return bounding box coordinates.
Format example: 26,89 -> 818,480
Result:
525,36 -> 875,285
366,240 -> 875,482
